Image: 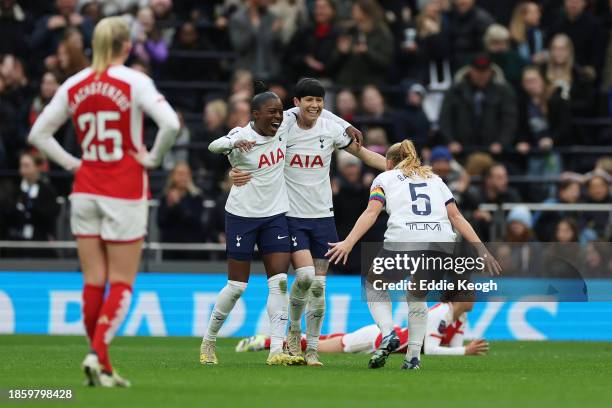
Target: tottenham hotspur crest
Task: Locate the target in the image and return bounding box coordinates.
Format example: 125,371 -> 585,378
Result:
236,235 -> 242,247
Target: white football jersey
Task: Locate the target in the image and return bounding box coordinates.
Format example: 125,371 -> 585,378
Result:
218,125 -> 288,218
283,114 -> 352,218
370,170 -> 457,242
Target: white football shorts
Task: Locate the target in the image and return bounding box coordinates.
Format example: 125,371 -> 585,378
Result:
70,196 -> 148,242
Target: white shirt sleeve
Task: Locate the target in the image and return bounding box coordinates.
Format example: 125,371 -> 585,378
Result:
208,127 -> 242,154
423,305 -> 466,355
332,122 -> 353,149
27,84 -> 81,171
135,76 -> 180,167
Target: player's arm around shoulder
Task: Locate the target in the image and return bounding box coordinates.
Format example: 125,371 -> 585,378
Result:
208,127 -> 255,154
344,140 -> 386,172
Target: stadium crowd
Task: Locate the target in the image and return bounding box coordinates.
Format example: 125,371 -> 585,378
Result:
0,0 -> 610,271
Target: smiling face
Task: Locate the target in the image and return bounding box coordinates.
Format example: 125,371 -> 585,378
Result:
252,97 -> 283,136
294,95 -> 324,124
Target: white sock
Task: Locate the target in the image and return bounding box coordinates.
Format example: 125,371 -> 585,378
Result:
289,266 -> 315,333
406,293 -> 428,360
204,280 -> 247,341
267,273 -> 289,355
305,276 -> 326,351
366,281 -> 394,335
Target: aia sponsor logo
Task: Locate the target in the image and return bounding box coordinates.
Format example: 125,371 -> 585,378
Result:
258,148 -> 285,168
289,154 -> 324,168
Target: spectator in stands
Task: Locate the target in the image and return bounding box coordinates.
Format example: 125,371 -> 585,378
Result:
229,69 -> 254,102
78,1 -> 102,24
131,6 -> 169,74
553,217 -> 579,243
194,99 -> 229,181
149,0 -> 176,45
329,0 -> 394,86
333,151 -> 367,243
541,33 -> 596,116
509,1 -> 548,65
580,172 -> 611,239
400,82 -> 431,149
0,0 -> 30,57
504,204 -> 536,243
335,88 -> 358,122
0,64 -> 26,169
207,170 -> 232,244
228,0 -> 283,81
448,0 -> 494,71
28,71 -> 60,126
547,0 -> 604,79
517,66 -> 572,151
405,0 -> 452,86
226,99 -> 251,129
427,145 -> 470,199
54,30 -> 89,80
439,53 -> 518,155
270,0 -> 308,45
285,0 -> 341,81
363,127 -> 389,156
463,162 -> 522,240
3,152 -> 59,244
484,24 -> 526,90
29,0 -> 94,64
165,21 -> 219,82
157,162 -> 205,259
517,66 -> 570,200
162,111 -> 190,171
533,179 -> 581,241
359,85 -> 405,143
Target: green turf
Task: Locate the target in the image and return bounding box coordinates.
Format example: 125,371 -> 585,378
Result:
0,336 -> 611,408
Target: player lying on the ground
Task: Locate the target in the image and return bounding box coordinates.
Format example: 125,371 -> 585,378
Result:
236,299 -> 488,356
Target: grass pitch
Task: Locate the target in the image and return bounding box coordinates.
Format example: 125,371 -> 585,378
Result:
1,336 -> 611,408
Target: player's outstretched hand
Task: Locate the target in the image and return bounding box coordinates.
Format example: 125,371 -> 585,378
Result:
229,168 -> 252,186
234,139 -> 256,152
326,241 -> 353,265
346,126 -> 363,147
465,339 -> 489,355
480,249 -> 502,276
130,145 -> 156,169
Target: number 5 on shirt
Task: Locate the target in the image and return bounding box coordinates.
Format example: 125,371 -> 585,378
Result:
409,183 -> 431,216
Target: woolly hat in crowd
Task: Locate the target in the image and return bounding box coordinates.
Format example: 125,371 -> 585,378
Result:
507,205 -> 533,229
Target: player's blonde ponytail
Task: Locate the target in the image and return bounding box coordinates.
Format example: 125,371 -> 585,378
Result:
386,139 -> 433,179
91,17 -> 130,74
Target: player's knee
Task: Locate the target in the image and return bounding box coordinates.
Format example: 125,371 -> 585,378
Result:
310,276 -> 326,298
295,266 -> 315,291
267,273 -> 288,295
227,280 -> 248,300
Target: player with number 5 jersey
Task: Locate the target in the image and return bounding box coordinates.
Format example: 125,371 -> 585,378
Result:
326,140 -> 501,371
28,17 -> 180,388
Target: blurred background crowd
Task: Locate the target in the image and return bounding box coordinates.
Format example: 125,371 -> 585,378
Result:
0,0 -> 610,273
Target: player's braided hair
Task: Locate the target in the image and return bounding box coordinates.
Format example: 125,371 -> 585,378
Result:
386,139 -> 433,179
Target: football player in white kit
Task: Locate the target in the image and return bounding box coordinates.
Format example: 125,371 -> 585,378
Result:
201,90 -> 302,366
232,78 -> 387,366
327,140 -> 500,370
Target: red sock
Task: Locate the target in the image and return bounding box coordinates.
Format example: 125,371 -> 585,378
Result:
301,338 -> 307,351
91,282 -> 132,373
82,284 -> 105,343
